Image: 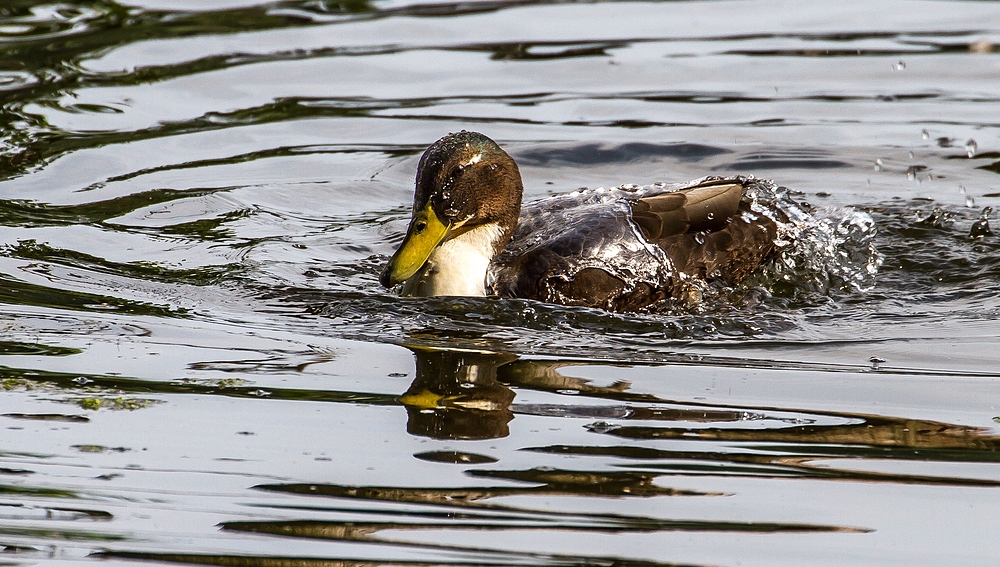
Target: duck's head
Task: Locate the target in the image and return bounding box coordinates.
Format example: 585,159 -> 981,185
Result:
380,132 -> 523,295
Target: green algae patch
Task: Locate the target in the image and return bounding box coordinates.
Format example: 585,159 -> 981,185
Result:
1,378 -> 45,391
73,396 -> 162,412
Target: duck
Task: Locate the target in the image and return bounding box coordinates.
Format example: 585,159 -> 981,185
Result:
379,131 -> 785,312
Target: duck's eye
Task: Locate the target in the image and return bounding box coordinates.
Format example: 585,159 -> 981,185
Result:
413,221 -> 427,234
453,165 -> 465,177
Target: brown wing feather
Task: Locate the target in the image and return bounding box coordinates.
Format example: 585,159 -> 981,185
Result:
631,179 -> 745,240
657,201 -> 778,284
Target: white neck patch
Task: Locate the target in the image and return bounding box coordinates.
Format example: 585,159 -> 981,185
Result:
401,222 -> 504,297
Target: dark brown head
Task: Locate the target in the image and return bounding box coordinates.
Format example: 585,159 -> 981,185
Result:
380,132 -> 524,288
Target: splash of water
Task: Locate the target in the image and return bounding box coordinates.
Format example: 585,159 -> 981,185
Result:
741,178 -> 882,296
493,176 -> 881,309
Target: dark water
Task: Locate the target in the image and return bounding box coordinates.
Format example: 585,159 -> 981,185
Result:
1,0 -> 1000,565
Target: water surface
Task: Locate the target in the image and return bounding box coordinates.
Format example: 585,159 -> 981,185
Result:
1,0 -> 1000,565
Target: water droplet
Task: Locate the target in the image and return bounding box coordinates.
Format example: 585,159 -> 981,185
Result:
72,377 -> 92,385
966,139 -> 978,158
966,195 -> 976,208
706,212 -> 714,220
874,158 -> 883,172
914,208 -> 951,228
459,382 -> 475,389
921,129 -> 930,140
894,60 -> 906,71
693,231 -> 706,245
981,206 -> 994,220
444,207 -> 460,217
970,217 -> 993,238
556,389 -> 580,395
905,165 -> 927,181
869,356 -> 885,370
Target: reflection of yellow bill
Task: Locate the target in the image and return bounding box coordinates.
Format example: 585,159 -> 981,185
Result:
380,204 -> 450,287
398,389 -> 443,409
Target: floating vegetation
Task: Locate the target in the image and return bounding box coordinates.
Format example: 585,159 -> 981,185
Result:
1,378 -> 47,391
171,377 -> 249,389
71,445 -> 130,454
0,376 -> 162,411
72,396 -> 161,412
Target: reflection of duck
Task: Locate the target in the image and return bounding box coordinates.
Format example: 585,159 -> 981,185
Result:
380,131 -> 785,311
397,345 -> 760,441
397,346 -> 1000,463
399,347 -> 517,440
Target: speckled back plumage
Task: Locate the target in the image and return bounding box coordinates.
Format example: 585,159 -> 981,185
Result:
490,176 -> 781,311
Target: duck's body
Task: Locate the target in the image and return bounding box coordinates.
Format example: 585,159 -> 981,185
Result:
491,179 -> 780,311
380,131 -> 784,312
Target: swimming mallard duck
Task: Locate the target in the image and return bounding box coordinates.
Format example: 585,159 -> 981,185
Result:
380,131 -> 785,312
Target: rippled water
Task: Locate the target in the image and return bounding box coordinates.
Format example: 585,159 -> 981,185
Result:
2,0 -> 1000,565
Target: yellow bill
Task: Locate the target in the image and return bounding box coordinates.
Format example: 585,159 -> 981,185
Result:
380,203 -> 450,287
